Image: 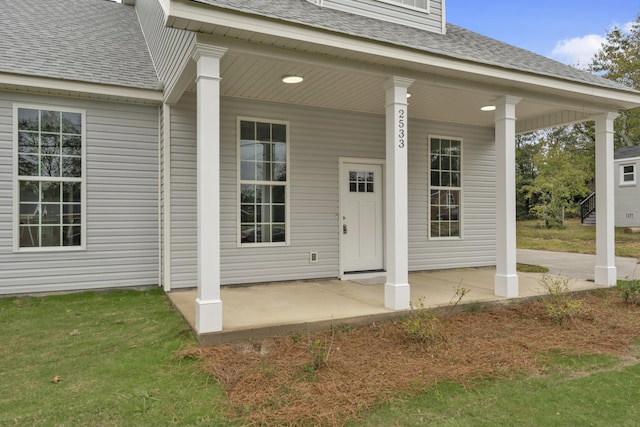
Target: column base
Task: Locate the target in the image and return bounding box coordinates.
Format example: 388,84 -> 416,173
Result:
384,282 -> 410,310
594,266 -> 617,287
195,298 -> 223,333
495,274 -> 519,298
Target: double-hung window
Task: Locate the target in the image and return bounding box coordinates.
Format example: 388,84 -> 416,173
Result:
620,163 -> 636,186
15,106 -> 85,250
429,136 -> 462,238
379,0 -> 429,12
238,118 -> 289,245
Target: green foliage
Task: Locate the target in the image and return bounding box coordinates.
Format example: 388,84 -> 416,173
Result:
307,338 -> 329,370
521,128 -> 593,229
617,280 -> 640,305
539,275 -> 585,325
515,132 -> 541,219
299,328 -> 337,381
590,15 -> 640,148
402,297 -> 442,345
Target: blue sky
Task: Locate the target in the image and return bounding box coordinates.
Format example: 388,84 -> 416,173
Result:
446,0 -> 640,67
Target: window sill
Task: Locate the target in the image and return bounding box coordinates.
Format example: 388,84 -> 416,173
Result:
14,246 -> 86,253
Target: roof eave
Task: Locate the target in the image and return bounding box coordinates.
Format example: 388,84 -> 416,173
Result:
0,73 -> 163,105
166,0 -> 640,111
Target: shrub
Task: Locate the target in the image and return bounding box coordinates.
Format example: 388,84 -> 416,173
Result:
539,275 -> 584,325
618,280 -> 640,305
402,298 -> 442,345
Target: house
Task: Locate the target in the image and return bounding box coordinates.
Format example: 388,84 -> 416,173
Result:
614,145 -> 640,227
1,0 -> 639,334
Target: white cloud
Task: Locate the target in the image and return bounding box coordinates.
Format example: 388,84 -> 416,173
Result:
622,21 -> 635,33
549,21 -> 635,68
550,34 -> 606,68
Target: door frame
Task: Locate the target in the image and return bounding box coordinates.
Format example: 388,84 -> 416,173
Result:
338,157 -> 386,279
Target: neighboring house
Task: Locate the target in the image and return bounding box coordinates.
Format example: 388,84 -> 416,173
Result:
1,0 -> 639,334
614,146 -> 640,227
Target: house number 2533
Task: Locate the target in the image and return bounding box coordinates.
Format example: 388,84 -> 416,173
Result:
398,109 -> 406,148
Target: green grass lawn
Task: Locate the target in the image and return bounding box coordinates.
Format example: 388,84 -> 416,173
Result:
517,218 -> 640,258
0,289 -> 234,427
353,356 -> 640,426
2,226 -> 640,426
2,288 -> 639,426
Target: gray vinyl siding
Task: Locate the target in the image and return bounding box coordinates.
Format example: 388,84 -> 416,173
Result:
408,122 -> 496,269
168,96 -> 197,288
615,157 -> 640,227
168,94 -> 495,288
0,92 -> 159,295
321,0 -> 444,33
136,0 -> 195,93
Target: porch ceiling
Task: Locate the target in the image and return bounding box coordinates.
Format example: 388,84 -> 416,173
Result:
198,52 -> 592,132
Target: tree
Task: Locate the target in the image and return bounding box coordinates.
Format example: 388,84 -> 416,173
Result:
522,127 -> 593,228
590,15 -> 640,148
515,132 -> 539,219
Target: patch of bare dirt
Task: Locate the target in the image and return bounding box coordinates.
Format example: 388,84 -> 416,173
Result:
179,290 -> 640,426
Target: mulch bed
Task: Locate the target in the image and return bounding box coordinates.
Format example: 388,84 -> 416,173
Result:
179,289 -> 640,426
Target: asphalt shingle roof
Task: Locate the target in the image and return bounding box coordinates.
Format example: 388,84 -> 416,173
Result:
190,0 -> 634,93
615,145 -> 640,159
0,0 -> 160,91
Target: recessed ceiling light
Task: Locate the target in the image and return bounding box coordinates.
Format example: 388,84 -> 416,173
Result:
282,75 -> 303,84
481,105 -> 496,111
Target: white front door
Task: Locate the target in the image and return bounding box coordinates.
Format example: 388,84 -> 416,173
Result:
341,161 -> 384,273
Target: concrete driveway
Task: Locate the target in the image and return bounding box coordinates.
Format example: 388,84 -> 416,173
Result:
517,249 -> 639,280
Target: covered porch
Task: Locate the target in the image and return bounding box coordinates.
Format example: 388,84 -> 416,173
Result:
159,5 -> 638,335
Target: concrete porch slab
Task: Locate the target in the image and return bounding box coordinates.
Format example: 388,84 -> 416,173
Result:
167,248 -> 636,344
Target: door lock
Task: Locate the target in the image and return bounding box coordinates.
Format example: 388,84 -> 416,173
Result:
343,224 -> 348,234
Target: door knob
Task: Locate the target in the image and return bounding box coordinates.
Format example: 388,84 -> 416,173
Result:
343,224 -> 348,234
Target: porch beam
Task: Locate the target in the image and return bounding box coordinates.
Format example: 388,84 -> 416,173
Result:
594,112 -> 619,286
495,95 -> 522,298
516,110 -> 592,134
193,44 -> 227,333
383,76 -> 414,310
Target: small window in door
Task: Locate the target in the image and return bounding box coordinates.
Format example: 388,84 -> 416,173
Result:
349,171 -> 374,193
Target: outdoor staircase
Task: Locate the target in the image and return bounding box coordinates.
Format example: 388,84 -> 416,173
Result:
580,192 -> 596,225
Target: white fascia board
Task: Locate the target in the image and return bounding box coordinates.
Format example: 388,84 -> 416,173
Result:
168,0 -> 640,110
0,73 -> 163,104
615,156 -> 640,163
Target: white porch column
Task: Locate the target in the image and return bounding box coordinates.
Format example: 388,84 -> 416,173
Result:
494,95 -> 521,298
193,45 -> 227,333
594,112 -> 619,286
382,76 -> 413,310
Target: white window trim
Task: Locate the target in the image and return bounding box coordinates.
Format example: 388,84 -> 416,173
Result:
619,162 -> 636,186
236,116 -> 291,248
377,0 -> 430,14
12,103 -> 87,252
428,134 -> 463,241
